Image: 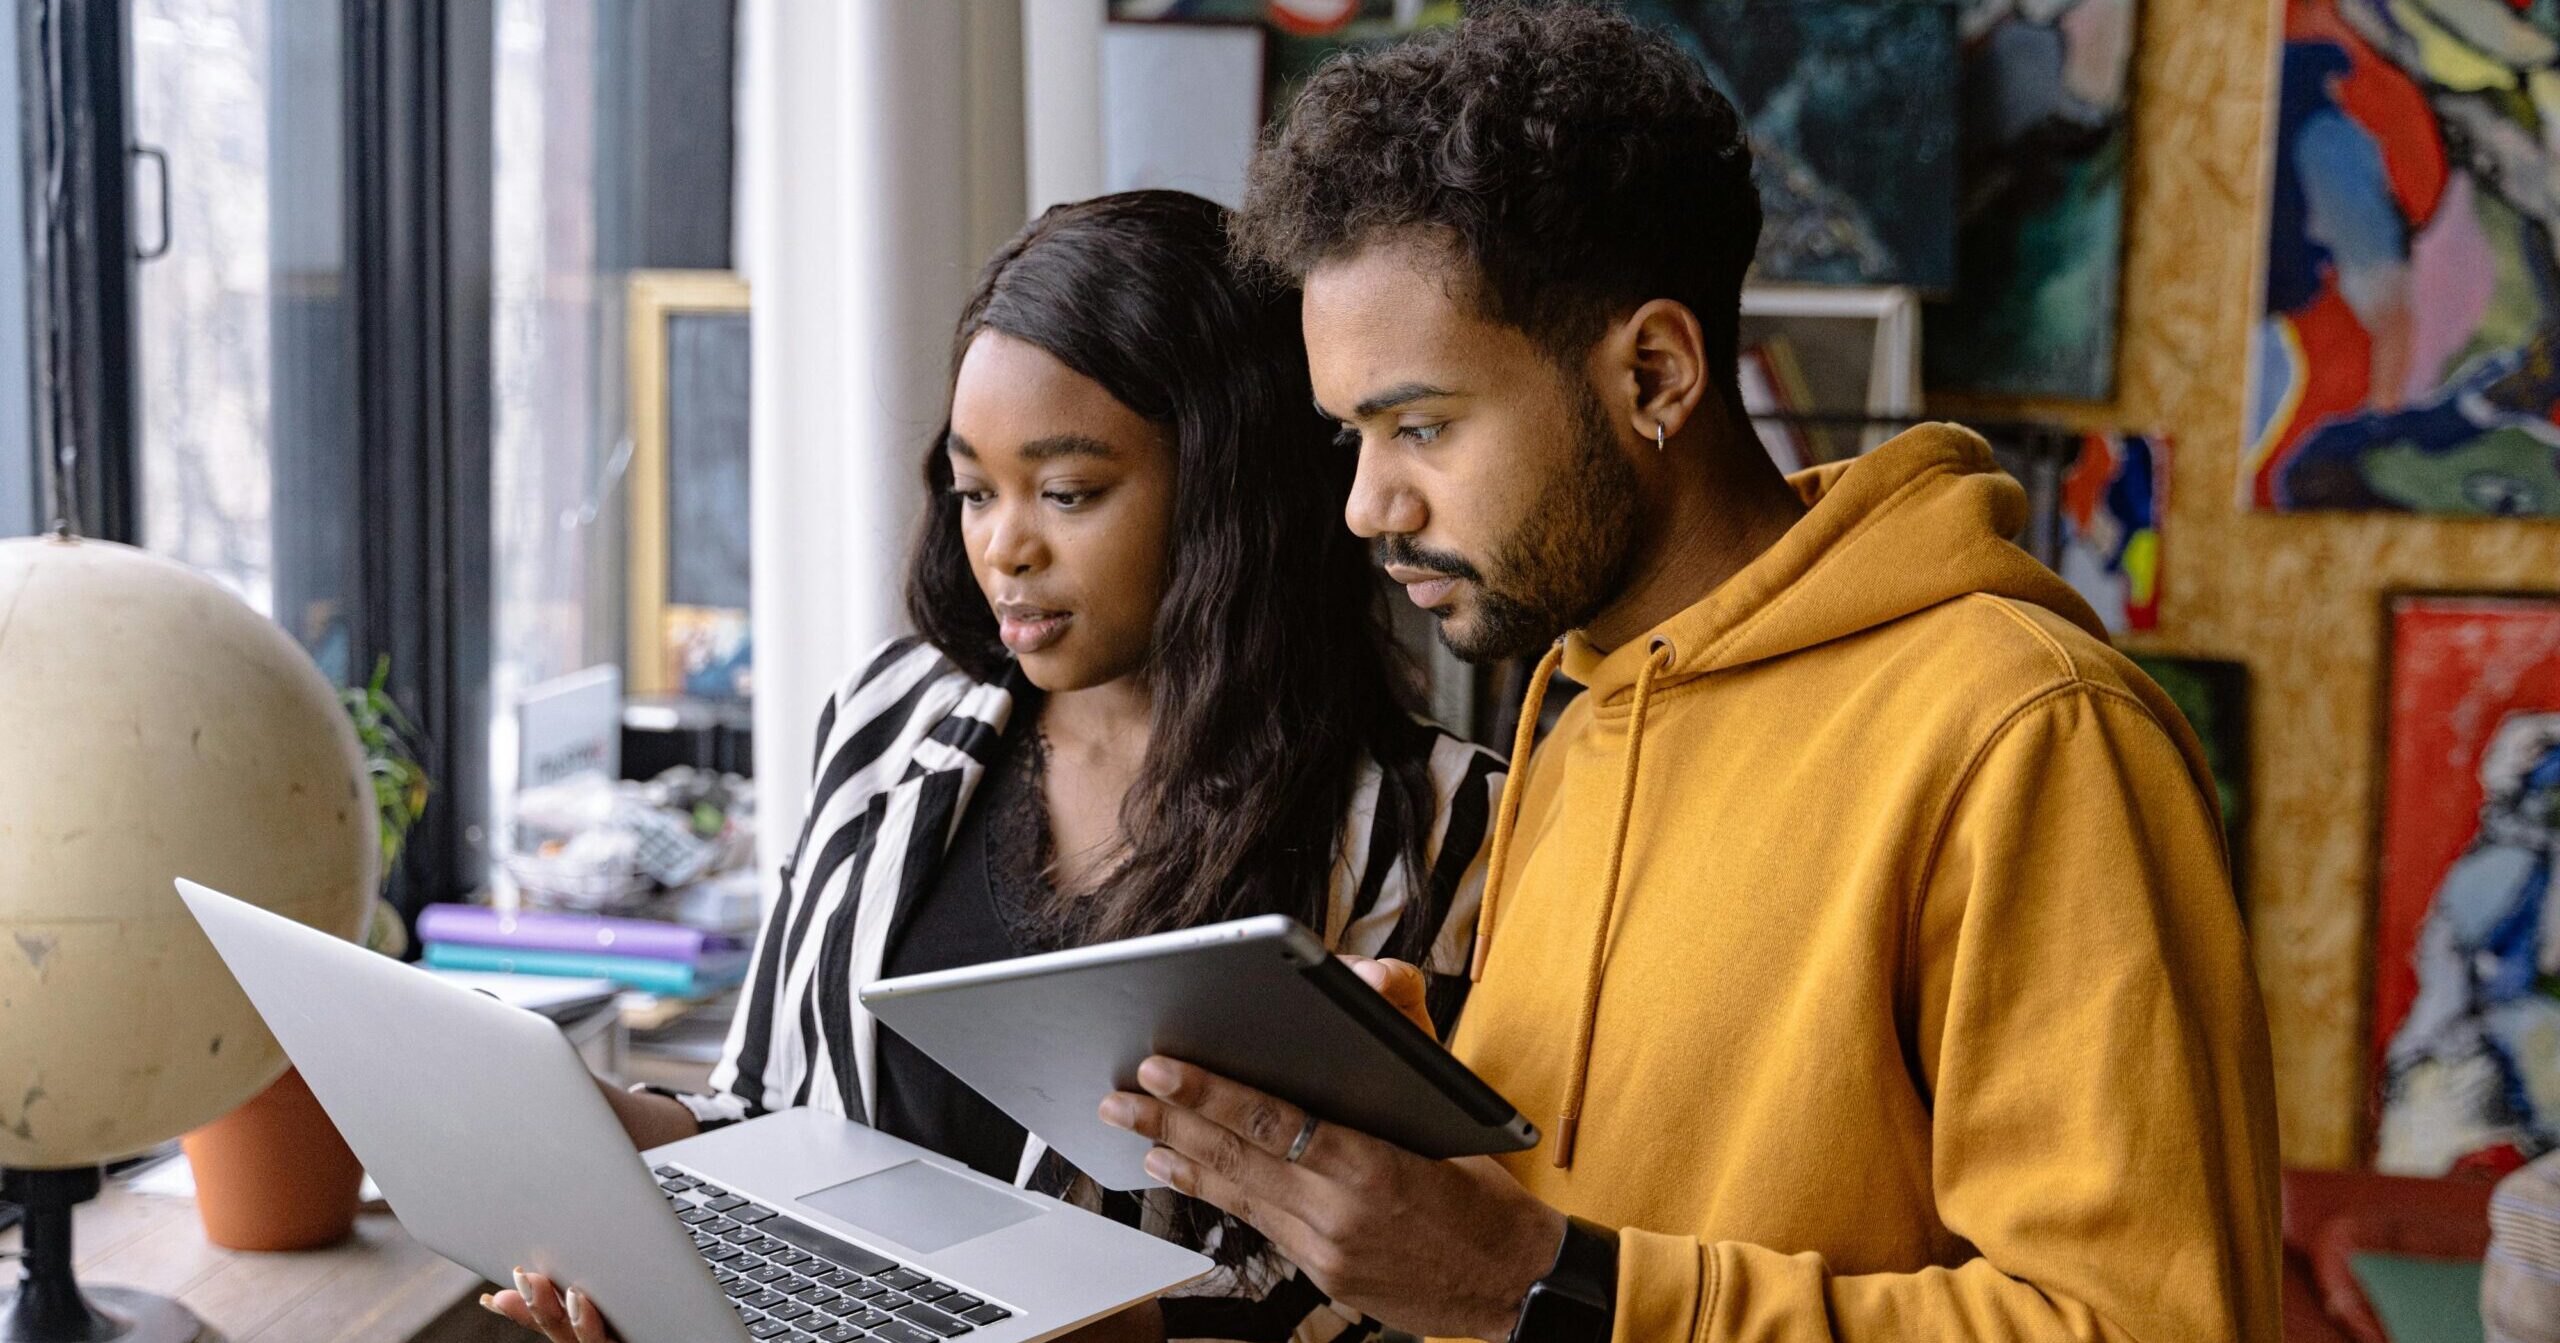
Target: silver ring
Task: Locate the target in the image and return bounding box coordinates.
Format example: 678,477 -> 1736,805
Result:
1282,1113 -> 1320,1165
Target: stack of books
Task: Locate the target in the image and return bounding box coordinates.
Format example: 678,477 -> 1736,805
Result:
419,905 -> 749,997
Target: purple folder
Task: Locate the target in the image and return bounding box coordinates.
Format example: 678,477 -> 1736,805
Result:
416,904 -> 743,966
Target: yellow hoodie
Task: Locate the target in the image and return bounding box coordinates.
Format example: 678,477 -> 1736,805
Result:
1448,426 -> 2280,1342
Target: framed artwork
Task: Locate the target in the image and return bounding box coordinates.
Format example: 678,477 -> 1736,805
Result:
2055,431 -> 2164,636
2371,593 -> 2560,1175
1108,2 -> 1962,290
627,271 -> 753,702
2125,654 -> 2249,909
2244,0 -> 2560,515
1923,0 -> 2137,400
1625,0 -> 1960,290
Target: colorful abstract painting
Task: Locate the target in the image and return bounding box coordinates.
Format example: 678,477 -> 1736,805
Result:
2373,594 -> 2560,1176
2126,654 -> 2250,907
1625,0 -> 1960,289
2055,431 -> 2164,635
2246,0 -> 2560,516
1925,0 -> 2136,399
1111,1 -> 1959,288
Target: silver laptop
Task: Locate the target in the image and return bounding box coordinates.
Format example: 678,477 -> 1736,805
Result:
176,880 -> 1209,1343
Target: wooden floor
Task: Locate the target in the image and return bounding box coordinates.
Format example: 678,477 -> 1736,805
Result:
0,1181 -> 506,1342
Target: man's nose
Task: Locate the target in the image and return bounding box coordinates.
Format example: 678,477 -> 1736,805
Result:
1344,443 -> 1425,539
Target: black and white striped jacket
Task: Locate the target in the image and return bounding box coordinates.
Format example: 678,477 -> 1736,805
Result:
675,638 -> 1503,1342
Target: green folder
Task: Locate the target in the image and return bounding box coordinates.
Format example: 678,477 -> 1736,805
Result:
2347,1252 -> 2482,1343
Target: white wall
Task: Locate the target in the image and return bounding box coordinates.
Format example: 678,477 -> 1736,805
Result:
1021,0 -> 1102,216
740,0 -> 1027,900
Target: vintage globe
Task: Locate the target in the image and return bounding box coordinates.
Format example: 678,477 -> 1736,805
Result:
0,536 -> 376,1169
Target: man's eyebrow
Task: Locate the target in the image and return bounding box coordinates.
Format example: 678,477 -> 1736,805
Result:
1351,382 -> 1456,419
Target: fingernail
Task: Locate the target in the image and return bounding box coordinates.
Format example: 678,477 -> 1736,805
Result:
1143,1147 -> 1174,1181
479,1294 -> 497,1314
512,1267 -> 530,1297
1099,1095 -> 1134,1128
567,1290 -> 587,1326
1137,1057 -> 1176,1096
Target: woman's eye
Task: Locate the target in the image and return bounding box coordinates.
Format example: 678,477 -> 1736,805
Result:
1396,422 -> 1445,445
951,485 -> 992,508
1044,488 -> 1098,509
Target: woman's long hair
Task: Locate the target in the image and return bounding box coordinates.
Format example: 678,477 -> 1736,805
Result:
907,189 -> 1437,952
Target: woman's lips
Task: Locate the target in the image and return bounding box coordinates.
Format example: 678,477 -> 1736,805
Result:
998,608 -> 1071,654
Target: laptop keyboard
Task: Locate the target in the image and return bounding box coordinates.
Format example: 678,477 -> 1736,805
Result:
656,1167 -> 1015,1343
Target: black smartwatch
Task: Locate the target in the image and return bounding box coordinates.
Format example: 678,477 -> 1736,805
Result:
1506,1216 -> 1618,1343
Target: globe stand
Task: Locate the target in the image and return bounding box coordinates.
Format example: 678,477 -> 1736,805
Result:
0,1170 -> 200,1342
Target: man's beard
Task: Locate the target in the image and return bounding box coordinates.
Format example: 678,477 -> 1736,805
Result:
1377,383 -> 1641,663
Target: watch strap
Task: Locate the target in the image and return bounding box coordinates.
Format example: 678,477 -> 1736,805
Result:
1508,1216 -> 1618,1343
1548,1216 -> 1619,1311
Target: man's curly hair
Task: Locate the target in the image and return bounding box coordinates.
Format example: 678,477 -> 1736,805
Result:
1236,2 -> 1759,386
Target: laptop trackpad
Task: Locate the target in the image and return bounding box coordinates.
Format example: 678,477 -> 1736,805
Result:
799,1160 -> 1042,1254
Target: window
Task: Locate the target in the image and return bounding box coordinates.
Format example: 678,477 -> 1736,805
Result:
489,0 -> 629,728
19,0 -> 731,910
485,0 -> 738,849
127,0 -> 358,673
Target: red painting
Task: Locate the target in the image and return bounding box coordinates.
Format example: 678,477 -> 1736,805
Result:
2372,594 -> 2560,1174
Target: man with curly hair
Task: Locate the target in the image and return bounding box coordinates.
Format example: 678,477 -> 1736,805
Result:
1101,5 -> 2280,1341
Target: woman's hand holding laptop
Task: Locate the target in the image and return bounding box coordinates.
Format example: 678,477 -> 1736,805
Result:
484,1269 -> 607,1343
471,1079 -> 699,1339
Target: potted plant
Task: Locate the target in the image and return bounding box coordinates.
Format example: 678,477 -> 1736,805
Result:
183,657 -> 431,1250
346,656 -> 434,956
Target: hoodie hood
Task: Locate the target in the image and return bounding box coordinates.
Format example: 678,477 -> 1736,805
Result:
1559,423 -> 2105,705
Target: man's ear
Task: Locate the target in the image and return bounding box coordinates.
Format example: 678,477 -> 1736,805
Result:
1598,299 -> 1712,448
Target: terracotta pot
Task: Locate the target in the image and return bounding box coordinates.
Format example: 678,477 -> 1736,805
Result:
181,1066 -> 364,1250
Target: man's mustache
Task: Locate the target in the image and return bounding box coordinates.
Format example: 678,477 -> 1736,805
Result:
1373,536 -> 1483,584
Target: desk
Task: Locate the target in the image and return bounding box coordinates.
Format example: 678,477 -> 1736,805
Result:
0,1181 -> 514,1342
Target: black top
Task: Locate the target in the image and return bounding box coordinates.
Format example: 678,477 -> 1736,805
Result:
870,704 -> 1060,1182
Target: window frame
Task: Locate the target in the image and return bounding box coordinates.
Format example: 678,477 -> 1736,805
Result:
18,0 -> 139,542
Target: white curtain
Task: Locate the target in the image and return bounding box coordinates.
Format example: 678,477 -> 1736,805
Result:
740,0 -> 1029,906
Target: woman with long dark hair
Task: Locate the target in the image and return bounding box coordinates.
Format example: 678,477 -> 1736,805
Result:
489,190 -> 1502,1343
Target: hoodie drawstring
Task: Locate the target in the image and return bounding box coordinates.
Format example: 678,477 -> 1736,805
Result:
1470,640 -> 1566,983
1552,638 -> 1673,1169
